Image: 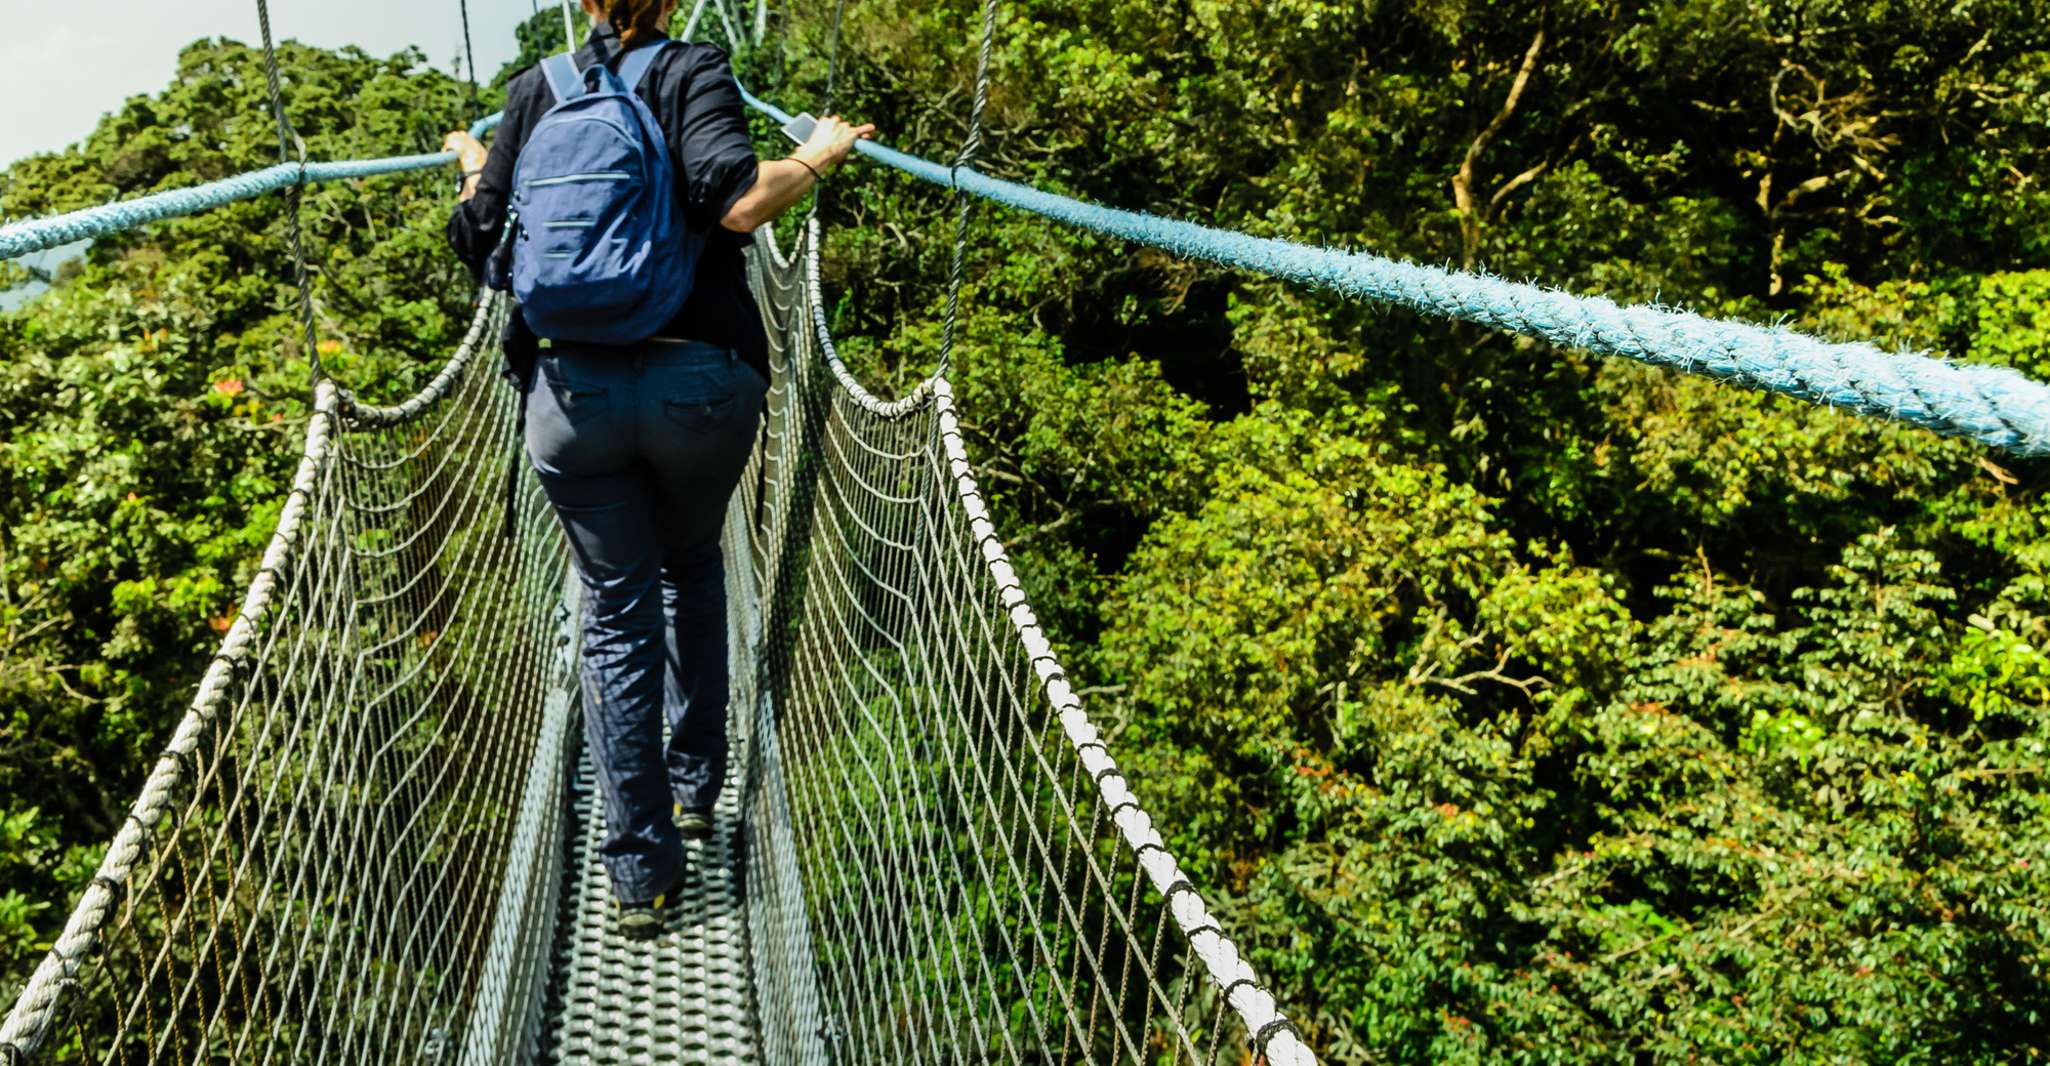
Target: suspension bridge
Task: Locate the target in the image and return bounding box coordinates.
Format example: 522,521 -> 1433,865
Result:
4,3 -> 2050,1064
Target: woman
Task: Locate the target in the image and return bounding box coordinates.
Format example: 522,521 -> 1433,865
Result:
443,0 -> 873,940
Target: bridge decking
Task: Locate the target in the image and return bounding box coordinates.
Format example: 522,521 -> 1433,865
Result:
531,746 -> 758,1063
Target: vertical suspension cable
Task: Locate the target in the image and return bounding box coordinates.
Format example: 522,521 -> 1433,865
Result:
459,0 -> 480,116
680,0 -> 713,41
935,0 -> 1000,377
822,0 -> 849,116
254,0 -> 325,385
806,0 -> 849,222
560,0 -> 578,51
712,0 -> 747,52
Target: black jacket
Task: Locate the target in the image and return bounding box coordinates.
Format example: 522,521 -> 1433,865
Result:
447,22 -> 767,383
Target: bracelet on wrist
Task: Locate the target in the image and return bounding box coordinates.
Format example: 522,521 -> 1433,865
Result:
788,155 -> 825,183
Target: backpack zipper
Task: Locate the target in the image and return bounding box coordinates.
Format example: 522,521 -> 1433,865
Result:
525,170 -> 632,189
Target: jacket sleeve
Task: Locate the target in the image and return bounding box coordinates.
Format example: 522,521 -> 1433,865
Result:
446,70 -> 537,278
671,46 -> 760,229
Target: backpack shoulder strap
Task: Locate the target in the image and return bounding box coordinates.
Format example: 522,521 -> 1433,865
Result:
615,39 -> 674,93
540,53 -> 584,103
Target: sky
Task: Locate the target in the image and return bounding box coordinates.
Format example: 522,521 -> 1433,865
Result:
0,0 -> 554,169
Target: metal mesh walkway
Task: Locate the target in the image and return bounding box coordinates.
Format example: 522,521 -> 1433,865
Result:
529,753 -> 756,1064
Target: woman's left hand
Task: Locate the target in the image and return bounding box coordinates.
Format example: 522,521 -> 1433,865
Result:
443,131 -> 488,175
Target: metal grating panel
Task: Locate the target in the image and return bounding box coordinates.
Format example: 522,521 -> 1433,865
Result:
529,732 -> 758,1063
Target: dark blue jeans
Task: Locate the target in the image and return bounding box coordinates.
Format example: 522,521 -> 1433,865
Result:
524,339 -> 766,903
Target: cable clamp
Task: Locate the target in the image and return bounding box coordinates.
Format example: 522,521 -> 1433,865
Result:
1251,1017 -> 1303,1053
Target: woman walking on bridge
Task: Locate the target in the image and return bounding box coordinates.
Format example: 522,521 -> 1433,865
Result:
442,0 -> 872,940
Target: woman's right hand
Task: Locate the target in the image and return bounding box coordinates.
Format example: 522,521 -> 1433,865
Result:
722,116 -> 881,231
793,115 -> 876,178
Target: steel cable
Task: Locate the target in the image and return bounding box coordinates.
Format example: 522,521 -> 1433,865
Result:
459,0 -> 481,116
935,0 -> 1000,378
254,0 -> 327,385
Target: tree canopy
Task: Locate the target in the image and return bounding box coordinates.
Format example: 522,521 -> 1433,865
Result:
4,2 -> 2048,1060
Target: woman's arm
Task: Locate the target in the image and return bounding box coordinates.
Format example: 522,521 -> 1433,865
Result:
442,80 -> 533,278
719,115 -> 875,232
446,115 -> 870,229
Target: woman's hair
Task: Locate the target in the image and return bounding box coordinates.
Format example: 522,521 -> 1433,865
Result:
602,0 -> 668,46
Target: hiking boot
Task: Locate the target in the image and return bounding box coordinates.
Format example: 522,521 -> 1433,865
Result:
674,803 -> 714,840
618,867 -> 687,942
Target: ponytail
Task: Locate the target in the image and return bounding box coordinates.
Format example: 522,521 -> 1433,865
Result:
601,0 -> 667,46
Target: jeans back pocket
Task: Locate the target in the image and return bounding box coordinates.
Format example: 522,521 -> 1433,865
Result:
663,393 -> 739,432
540,358 -> 609,426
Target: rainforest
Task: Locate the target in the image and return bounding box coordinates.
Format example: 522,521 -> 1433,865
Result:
2,1 -> 2048,1061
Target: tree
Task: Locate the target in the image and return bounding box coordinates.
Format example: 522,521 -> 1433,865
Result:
0,37 -> 477,986
757,0 -> 2050,1057
6,1 -> 2049,1057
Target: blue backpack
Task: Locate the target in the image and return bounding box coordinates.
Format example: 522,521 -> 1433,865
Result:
506,41 -> 699,345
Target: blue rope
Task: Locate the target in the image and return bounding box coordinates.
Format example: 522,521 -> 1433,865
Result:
737,87 -> 2050,458
0,114 -> 502,262
9,80 -> 2050,457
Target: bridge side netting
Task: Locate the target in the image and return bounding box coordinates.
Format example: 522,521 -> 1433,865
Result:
734,222 -> 1313,1066
0,294 -> 577,1065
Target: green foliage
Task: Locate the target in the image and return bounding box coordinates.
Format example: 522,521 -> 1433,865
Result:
0,37 -> 477,990
1968,270 -> 2050,379
4,0 -> 2049,1059
754,0 -> 2050,1058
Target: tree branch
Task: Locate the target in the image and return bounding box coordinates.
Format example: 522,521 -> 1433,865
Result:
1487,159 -> 1551,215
1452,26 -> 1547,268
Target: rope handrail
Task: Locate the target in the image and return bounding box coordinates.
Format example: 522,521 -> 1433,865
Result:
777,206 -> 1312,1063
0,114 -> 502,262
736,87 -> 2050,458
10,83 -> 2046,456
0,378 -> 339,1056
336,290 -> 506,425
802,216 -> 939,418
924,371 -> 1314,1064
